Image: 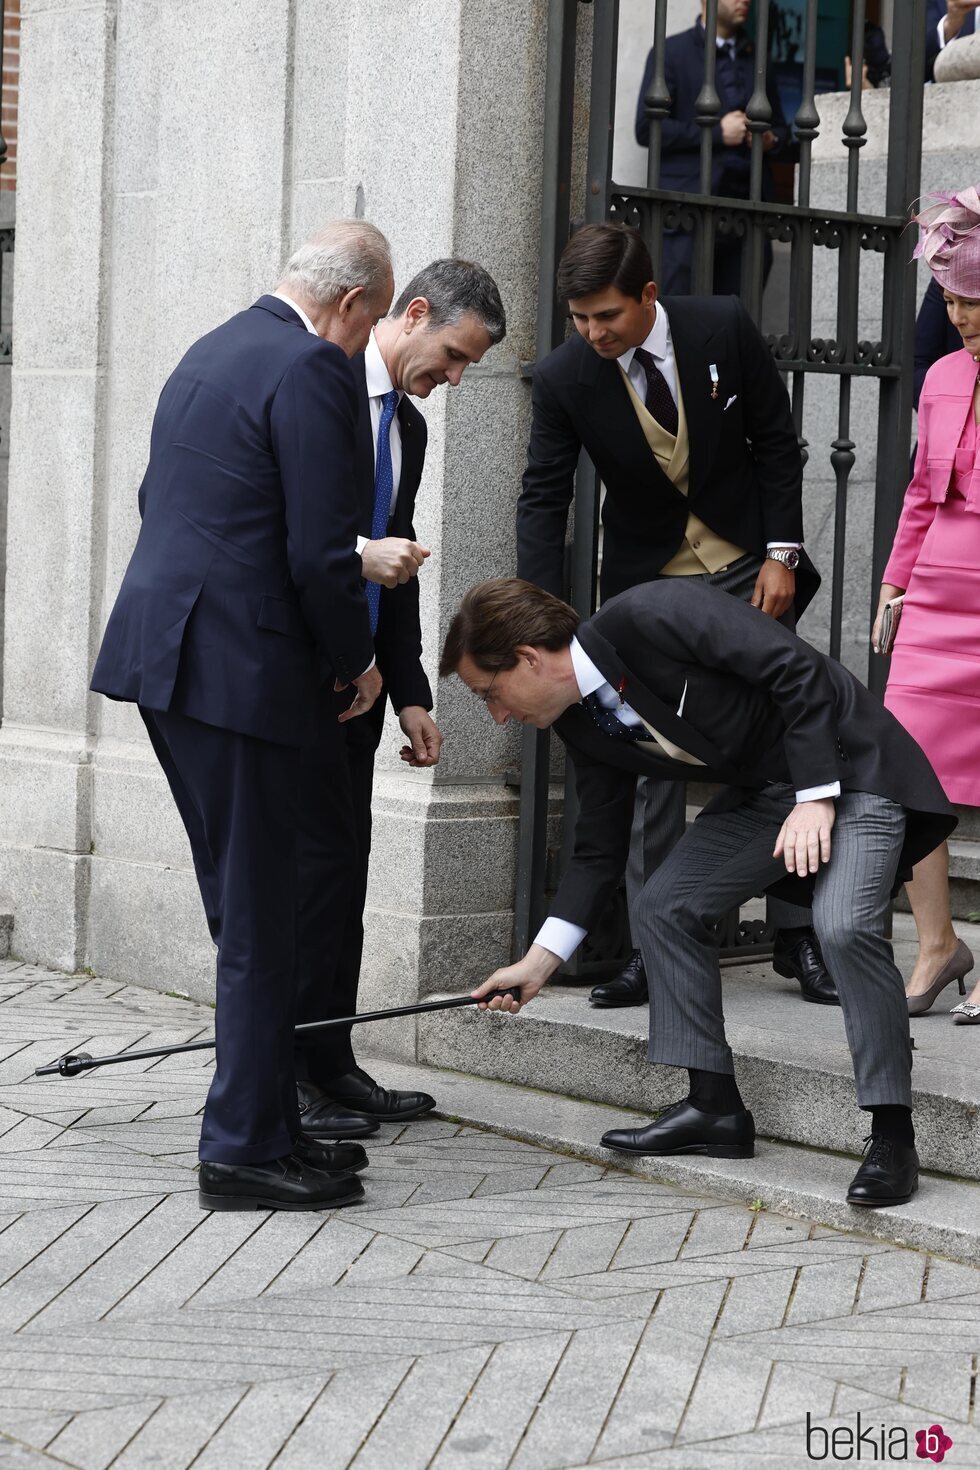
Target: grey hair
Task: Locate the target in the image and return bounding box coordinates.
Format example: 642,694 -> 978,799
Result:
391,259 -> 506,344
278,220 -> 393,307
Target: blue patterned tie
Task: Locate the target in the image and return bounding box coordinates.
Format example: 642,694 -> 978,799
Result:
366,389 -> 399,635
583,692 -> 645,743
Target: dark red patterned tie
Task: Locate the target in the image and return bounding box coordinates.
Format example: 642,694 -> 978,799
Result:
633,347 -> 678,437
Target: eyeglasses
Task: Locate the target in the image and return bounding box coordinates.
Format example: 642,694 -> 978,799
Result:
477,667 -> 501,706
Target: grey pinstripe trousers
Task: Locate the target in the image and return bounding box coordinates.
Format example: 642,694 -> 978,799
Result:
626,553 -> 811,934
634,786 -> 913,1108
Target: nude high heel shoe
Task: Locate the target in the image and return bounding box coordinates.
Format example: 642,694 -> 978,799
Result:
906,939 -> 974,1016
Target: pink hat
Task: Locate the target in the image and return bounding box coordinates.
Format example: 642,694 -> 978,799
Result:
912,187 -> 980,298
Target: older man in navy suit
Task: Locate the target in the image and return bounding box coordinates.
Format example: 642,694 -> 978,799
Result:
92,221 -> 394,1211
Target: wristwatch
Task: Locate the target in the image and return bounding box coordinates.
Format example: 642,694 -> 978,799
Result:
766,547 -> 800,570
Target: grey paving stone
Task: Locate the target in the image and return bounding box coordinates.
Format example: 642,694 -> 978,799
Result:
508,1319 -> 648,1470
271,1360 -> 414,1470
165,1376 -> 328,1470
349,1345 -> 491,1470
483,1229 -> 561,1280
539,1221 -> 629,1280
109,1388 -> 247,1470
431,1333 -> 571,1470
45,1398 -> 161,1470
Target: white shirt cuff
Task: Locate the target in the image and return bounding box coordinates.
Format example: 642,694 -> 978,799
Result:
766,542 -> 802,550
356,535 -> 369,556
795,781 -> 841,803
939,16 -> 948,49
357,655 -> 376,677
533,916 -> 587,963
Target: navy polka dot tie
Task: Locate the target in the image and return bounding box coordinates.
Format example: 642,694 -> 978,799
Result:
583,693 -> 645,743
633,347 -> 678,437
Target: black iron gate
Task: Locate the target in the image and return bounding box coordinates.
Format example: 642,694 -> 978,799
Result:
514,0 -> 927,973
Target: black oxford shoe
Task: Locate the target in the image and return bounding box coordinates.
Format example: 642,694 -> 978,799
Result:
601,1098 -> 755,1158
199,1155 -> 364,1212
590,948 -> 648,1008
846,1136 -> 919,1208
325,1065 -> 436,1121
297,1080 -> 381,1139
772,928 -> 840,1006
292,1133 -> 369,1174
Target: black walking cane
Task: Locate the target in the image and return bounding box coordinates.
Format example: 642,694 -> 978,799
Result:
33,987 -> 523,1079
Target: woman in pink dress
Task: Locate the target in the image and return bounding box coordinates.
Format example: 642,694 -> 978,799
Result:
872,187 -> 980,1021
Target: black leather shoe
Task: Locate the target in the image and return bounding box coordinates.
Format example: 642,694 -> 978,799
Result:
292,1133 -> 369,1174
325,1065 -> 436,1121
846,1136 -> 919,1208
590,949 -> 648,1007
601,1098 -> 755,1158
772,928 -> 840,1006
297,1080 -> 381,1139
199,1155 -> 364,1211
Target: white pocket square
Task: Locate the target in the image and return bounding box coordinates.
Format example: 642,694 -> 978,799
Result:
724,394 -> 738,411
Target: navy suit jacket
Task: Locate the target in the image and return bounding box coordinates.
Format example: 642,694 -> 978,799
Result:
925,0 -> 975,80
350,357 -> 432,713
91,295 -> 374,747
914,277 -> 962,408
635,22 -> 789,198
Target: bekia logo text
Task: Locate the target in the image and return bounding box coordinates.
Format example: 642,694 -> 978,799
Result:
806,1413 -> 953,1461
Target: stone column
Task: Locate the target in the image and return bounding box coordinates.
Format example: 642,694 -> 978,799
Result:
0,0 -> 118,969
0,0 -> 578,1038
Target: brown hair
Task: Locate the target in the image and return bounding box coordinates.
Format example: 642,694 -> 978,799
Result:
440,579 -> 580,676
556,222 -> 654,304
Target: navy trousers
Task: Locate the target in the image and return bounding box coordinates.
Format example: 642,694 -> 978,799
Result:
294,684 -> 385,1081
140,707 -> 305,1164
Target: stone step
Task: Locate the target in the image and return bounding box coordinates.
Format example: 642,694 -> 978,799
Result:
371,1053 -> 980,1268
414,914 -> 980,1185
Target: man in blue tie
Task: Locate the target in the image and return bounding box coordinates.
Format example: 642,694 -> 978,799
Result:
293,259 -> 507,1139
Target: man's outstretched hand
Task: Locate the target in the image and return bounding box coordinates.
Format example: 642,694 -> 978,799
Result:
472,944 -> 562,1014
773,798 -> 836,875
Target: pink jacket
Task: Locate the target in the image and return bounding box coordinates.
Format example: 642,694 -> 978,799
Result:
883,347 -> 980,587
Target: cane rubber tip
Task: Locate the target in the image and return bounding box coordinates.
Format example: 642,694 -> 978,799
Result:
57,1052 -> 92,1077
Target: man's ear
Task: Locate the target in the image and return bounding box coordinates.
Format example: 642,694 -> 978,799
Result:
339,284 -> 366,314
402,297 -> 431,333
514,643 -> 540,671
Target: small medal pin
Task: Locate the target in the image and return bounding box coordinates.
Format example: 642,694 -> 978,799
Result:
617,675 -> 627,705
709,363 -> 719,400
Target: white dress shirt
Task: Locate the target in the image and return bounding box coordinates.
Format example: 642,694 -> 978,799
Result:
533,637 -> 839,963
362,328 -> 403,546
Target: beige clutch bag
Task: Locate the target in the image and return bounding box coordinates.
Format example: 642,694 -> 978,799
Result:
876,595 -> 905,656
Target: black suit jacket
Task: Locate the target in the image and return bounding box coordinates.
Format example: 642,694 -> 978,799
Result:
635,22 -> 789,197
350,357 -> 432,713
517,295 -> 818,612
548,581 -> 955,934
92,296 -> 372,747
925,0 -> 975,81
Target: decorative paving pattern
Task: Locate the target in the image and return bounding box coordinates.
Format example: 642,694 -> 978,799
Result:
1,959 -> 979,1469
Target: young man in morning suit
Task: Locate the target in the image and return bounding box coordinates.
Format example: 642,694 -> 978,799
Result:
516,221 -> 835,1011
443,578 -> 955,1207
292,261 -> 507,1142
91,223 -> 395,1211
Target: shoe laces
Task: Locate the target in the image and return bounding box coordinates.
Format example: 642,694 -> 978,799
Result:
861,1135 -> 895,1168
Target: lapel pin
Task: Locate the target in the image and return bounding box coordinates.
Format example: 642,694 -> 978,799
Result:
617,675 -> 627,706
709,363 -> 719,400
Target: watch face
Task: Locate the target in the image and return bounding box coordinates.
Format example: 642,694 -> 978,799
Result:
784,550 -> 800,570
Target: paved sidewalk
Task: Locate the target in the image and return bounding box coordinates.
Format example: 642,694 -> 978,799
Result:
1,960 -> 979,1469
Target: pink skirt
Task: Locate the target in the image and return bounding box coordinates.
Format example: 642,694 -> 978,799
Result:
884,491 -> 980,808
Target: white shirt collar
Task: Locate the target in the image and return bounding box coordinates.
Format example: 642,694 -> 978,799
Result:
364,328 -> 400,401
617,302 -> 671,378
569,636 -> 607,700
272,289 -> 318,336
